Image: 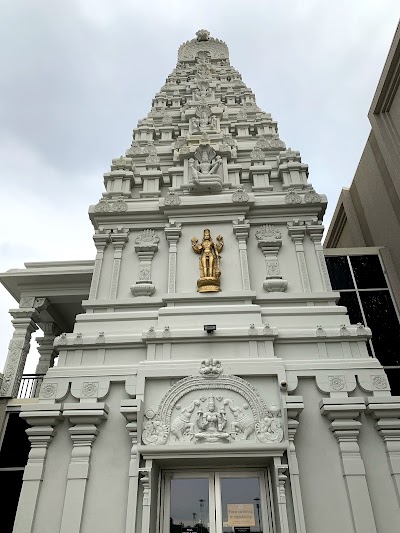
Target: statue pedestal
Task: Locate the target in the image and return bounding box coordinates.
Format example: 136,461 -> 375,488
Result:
197,276 -> 221,293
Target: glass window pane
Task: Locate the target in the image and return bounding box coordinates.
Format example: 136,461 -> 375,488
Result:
337,292 -> 363,324
170,478 -> 209,533
350,255 -> 387,289
0,413 -> 30,468
220,476 -> 264,533
385,369 -> 400,395
359,291 -> 400,366
0,470 -> 23,533
325,256 -> 354,290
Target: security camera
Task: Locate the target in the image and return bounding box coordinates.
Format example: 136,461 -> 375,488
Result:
280,380 -> 288,391
204,325 -> 216,334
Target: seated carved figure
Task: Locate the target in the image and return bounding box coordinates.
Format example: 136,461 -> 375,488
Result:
189,144 -> 223,193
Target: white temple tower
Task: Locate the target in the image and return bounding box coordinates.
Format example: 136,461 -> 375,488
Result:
3,30 -> 400,533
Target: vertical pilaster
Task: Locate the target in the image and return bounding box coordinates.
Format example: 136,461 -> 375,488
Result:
0,297 -> 48,397
89,230 -> 110,300
12,405 -> 62,533
121,399 -> 143,533
306,222 -> 332,291
256,224 -> 288,292
287,221 -> 311,292
35,321 -> 59,376
285,396 -> 307,533
131,229 -> 160,296
60,403 -> 108,533
366,397 -> 400,506
139,461 -> 153,533
320,398 -> 378,533
233,217 -> 251,290
165,221 -> 182,293
109,228 -> 129,299
273,457 -> 290,533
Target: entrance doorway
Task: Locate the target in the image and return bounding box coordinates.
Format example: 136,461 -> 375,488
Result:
162,470 -> 274,533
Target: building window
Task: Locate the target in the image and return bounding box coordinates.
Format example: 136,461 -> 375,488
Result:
0,412 -> 30,533
325,254 -> 400,394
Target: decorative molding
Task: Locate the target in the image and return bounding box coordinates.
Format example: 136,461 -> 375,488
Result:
285,188 -> 302,204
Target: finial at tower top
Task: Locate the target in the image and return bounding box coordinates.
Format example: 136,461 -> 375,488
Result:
196,29 -> 210,42
178,31 -> 229,62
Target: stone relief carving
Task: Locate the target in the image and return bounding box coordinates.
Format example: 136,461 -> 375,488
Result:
304,186 -> 322,204
189,144 -> 223,193
329,375 -> 346,391
316,325 -> 326,337
232,186 -> 249,203
285,188 -> 302,204
371,374 -> 389,390
96,332 -> 106,344
165,189 -> 181,206
40,382 -> 58,399
255,225 -> 282,241
250,147 -> 265,161
142,359 -> 283,446
82,382 -> 98,397
94,197 -> 128,213
340,324 -> 350,336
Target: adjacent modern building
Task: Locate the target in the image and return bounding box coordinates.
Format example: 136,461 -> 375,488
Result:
325,22 -> 400,396
1,30 -> 400,533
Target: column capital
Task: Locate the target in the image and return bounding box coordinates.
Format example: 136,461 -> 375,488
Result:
306,222 -> 325,243
232,217 -> 250,241
110,227 -> 129,250
319,397 -> 366,421
165,221 -> 182,243
287,220 -> 306,243
93,229 -> 110,251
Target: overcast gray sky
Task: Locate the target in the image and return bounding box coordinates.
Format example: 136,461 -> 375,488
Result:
1,1 -> 399,373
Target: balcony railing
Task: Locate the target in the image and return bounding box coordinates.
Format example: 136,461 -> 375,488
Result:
18,374 -> 45,399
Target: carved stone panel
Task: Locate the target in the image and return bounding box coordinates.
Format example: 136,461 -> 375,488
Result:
142,359 -> 283,446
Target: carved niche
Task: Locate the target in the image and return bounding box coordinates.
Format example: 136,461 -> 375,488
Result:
142,359 -> 283,446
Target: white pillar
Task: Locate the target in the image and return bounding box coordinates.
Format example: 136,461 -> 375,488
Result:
165,222 -> 182,293
287,221 -> 311,292
285,396 -> 307,533
35,321 -> 59,376
60,403 -> 108,533
121,399 -> 143,533
366,397 -> 400,506
139,460 -> 153,533
273,457 -> 290,533
306,222 -> 332,291
12,405 -> 62,533
320,398 -> 378,533
232,217 -> 251,291
109,228 -> 129,299
1,297 -> 48,397
89,230 -> 110,300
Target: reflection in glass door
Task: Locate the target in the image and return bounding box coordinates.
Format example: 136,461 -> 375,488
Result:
216,473 -> 270,533
164,471 -> 272,533
166,473 -> 215,533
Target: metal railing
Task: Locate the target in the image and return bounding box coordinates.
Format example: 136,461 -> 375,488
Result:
18,374 -> 45,398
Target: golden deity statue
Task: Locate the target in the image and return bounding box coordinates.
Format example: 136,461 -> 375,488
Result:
191,229 -> 224,292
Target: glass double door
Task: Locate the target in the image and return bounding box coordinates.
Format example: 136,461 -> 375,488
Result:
164,470 -> 273,533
